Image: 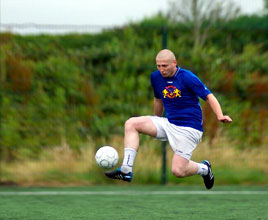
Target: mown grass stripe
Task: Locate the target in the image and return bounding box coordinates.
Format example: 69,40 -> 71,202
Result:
0,190 -> 267,196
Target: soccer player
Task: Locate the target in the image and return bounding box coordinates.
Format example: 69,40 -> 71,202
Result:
105,49 -> 232,189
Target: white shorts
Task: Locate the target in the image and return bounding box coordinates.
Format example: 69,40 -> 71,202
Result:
149,116 -> 203,160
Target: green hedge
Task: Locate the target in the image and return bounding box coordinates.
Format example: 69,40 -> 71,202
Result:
0,14 -> 267,160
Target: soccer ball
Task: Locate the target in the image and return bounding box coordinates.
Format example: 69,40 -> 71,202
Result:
95,146 -> 119,169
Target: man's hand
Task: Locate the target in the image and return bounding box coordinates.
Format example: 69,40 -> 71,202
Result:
206,94 -> 233,124
218,115 -> 232,123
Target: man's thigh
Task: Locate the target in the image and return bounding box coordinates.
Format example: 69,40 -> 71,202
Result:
172,153 -> 189,169
127,116 -> 157,137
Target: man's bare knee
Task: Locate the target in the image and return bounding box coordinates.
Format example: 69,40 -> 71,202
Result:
172,167 -> 186,178
125,117 -> 148,131
125,117 -> 138,132
125,116 -> 157,137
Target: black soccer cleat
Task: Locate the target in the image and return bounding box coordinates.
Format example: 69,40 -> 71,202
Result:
202,160 -> 214,190
105,168 -> 133,182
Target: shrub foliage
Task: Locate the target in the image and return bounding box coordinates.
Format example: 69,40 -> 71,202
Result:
0,14 -> 267,160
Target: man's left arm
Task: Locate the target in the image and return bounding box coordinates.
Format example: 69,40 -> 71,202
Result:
154,98 -> 164,117
206,94 -> 232,123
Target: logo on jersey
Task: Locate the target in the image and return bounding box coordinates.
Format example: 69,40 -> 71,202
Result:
162,86 -> 181,98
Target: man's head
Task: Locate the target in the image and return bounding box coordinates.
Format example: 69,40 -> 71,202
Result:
156,49 -> 177,78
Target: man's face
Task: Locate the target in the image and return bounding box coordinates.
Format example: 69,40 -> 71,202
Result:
156,58 -> 177,78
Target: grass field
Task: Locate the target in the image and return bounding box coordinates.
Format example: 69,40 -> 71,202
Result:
0,185 -> 267,220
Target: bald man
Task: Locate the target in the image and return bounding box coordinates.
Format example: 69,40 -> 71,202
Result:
106,49 -> 232,189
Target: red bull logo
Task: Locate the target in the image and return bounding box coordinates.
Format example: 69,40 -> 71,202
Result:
162,86 -> 181,98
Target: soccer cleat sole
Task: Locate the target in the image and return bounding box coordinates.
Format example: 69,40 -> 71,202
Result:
105,168 -> 132,182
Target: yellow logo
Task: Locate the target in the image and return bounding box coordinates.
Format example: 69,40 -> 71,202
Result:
162,86 -> 181,98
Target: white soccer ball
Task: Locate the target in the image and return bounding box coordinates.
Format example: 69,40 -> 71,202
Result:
95,146 -> 119,169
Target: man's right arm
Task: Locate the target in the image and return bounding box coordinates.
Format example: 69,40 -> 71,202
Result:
154,98 -> 164,117
206,94 -> 232,123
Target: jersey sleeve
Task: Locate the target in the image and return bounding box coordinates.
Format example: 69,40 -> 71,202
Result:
150,74 -> 161,99
182,71 -> 211,100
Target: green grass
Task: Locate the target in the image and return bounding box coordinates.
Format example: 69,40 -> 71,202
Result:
0,185 -> 267,220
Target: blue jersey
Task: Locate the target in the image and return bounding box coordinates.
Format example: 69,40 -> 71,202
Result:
150,67 -> 211,132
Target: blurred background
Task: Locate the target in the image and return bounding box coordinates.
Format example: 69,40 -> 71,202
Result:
0,0 -> 267,186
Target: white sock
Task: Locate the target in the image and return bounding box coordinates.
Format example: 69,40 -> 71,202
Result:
196,162 -> 208,176
121,148 -> 137,173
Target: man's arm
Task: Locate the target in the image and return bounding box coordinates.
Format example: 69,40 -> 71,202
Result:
154,98 -> 164,117
206,94 -> 232,123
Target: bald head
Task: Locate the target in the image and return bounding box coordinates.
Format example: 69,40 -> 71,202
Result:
156,49 -> 177,78
156,49 -> 176,62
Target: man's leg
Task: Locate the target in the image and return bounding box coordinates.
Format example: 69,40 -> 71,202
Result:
171,154 -> 214,189
171,154 -> 199,177
123,116 -> 157,151
105,116 -> 157,181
